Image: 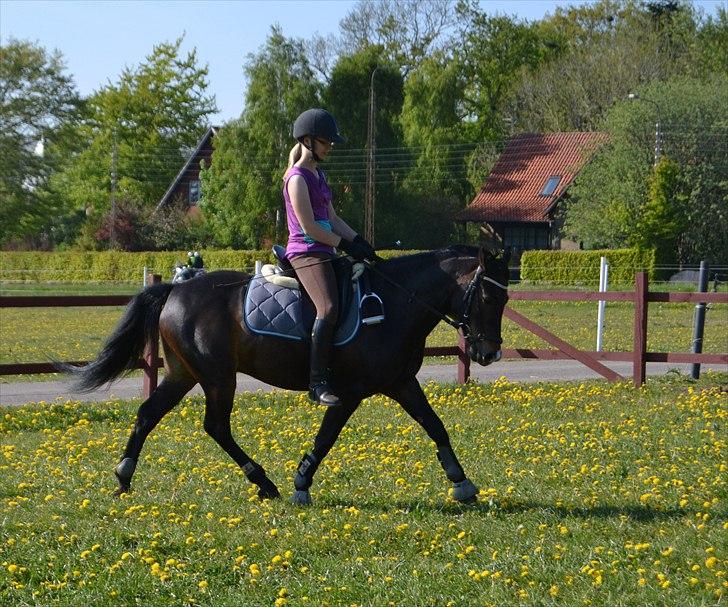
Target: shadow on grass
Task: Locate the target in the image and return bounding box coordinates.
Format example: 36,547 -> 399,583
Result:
318,495 -> 727,523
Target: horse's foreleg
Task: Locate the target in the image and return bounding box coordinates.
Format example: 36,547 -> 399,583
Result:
291,399 -> 359,506
202,380 -> 280,500
385,377 -> 478,503
115,377 -> 192,495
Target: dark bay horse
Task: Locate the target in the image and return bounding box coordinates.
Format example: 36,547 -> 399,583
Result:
65,245 -> 510,505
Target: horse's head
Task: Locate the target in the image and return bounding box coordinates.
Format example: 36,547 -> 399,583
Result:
449,246 -> 510,366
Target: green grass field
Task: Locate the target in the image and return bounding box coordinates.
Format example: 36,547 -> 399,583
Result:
1,374 -> 726,606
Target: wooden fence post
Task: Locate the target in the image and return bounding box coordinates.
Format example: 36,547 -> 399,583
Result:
633,272 -> 648,387
143,274 -> 162,398
457,331 -> 470,384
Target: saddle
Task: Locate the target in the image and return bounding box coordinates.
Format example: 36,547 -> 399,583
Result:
172,266 -> 205,283
243,246 -> 384,346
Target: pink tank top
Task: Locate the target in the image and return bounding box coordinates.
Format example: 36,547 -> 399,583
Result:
283,166 -> 335,259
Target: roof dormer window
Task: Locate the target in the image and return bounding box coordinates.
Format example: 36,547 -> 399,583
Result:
540,175 -> 561,197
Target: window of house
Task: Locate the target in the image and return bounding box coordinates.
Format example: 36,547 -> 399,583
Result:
503,226 -> 549,252
540,175 -> 561,197
188,180 -> 201,205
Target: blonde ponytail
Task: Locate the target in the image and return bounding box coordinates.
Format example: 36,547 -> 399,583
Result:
286,142 -> 303,172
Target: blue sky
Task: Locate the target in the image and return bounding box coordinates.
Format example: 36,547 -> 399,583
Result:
2,0 -> 724,123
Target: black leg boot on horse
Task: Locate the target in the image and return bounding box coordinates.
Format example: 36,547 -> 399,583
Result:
308,318 -> 341,407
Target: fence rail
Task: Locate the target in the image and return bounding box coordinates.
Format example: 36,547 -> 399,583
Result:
1,273 -> 726,397
2,295 -> 133,307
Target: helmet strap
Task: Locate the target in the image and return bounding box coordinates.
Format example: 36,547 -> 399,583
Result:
301,138 -> 323,163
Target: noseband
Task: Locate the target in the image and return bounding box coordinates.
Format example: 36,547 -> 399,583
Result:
458,267 -> 508,347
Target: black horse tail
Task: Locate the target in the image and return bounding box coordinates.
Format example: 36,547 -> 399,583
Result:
58,282 -> 174,393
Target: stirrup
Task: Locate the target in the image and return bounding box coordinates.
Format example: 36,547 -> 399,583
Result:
360,293 -> 385,325
308,382 -> 341,407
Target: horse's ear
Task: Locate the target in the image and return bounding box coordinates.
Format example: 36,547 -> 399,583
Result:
478,245 -> 491,268
479,223 -> 504,252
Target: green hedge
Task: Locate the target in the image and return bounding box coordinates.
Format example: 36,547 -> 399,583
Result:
520,249 -> 656,285
0,249 -> 418,282
0,250 -> 275,282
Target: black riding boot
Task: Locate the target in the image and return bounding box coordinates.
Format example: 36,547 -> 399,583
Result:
308,318 -> 341,407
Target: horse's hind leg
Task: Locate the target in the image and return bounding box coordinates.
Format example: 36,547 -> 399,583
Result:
115,376 -> 194,495
385,376 -> 478,503
291,398 -> 359,506
201,378 -> 280,499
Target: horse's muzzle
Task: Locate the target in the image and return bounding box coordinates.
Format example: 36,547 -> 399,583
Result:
468,342 -> 502,366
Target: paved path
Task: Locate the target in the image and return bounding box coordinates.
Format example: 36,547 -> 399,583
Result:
1,360 -> 725,406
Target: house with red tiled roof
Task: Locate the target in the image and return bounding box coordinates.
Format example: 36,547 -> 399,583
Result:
458,132 -> 607,257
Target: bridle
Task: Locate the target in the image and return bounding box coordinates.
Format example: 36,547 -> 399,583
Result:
366,261 -> 508,346
457,267 -> 508,347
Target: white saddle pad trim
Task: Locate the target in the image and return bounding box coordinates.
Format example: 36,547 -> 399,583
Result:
260,261 -> 365,290
261,264 -> 299,289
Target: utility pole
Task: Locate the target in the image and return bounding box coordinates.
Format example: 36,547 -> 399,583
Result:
110,131 -> 118,249
277,122 -> 285,243
365,66 -> 379,244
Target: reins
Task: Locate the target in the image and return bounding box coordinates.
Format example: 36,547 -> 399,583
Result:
365,259 -> 508,345
364,261 -> 464,331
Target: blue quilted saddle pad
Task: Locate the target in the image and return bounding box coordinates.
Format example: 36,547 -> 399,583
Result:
243,275 -> 361,346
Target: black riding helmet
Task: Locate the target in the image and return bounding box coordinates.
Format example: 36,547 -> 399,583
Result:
293,109 -> 346,161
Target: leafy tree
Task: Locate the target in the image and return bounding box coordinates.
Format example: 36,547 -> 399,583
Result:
322,46 -> 404,244
201,26 -> 319,248
397,51 -> 478,246
337,0 -> 456,75
400,51 -> 469,198
632,157 -> 687,267
693,6 -> 728,75
512,0 -> 702,131
455,6 -> 546,143
564,74 -> 728,265
49,36 -> 216,249
0,39 -> 81,247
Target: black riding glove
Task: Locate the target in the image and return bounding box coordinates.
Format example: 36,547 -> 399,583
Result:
338,238 -> 370,261
353,235 -> 381,262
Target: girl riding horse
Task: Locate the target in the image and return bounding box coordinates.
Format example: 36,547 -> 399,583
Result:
283,108 -> 378,407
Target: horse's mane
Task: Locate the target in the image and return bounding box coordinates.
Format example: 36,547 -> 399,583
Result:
380,246 -> 479,272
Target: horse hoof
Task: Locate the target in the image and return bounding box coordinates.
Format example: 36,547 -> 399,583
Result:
453,479 -> 478,503
291,490 -> 312,506
258,485 -> 281,500
115,485 -> 131,497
